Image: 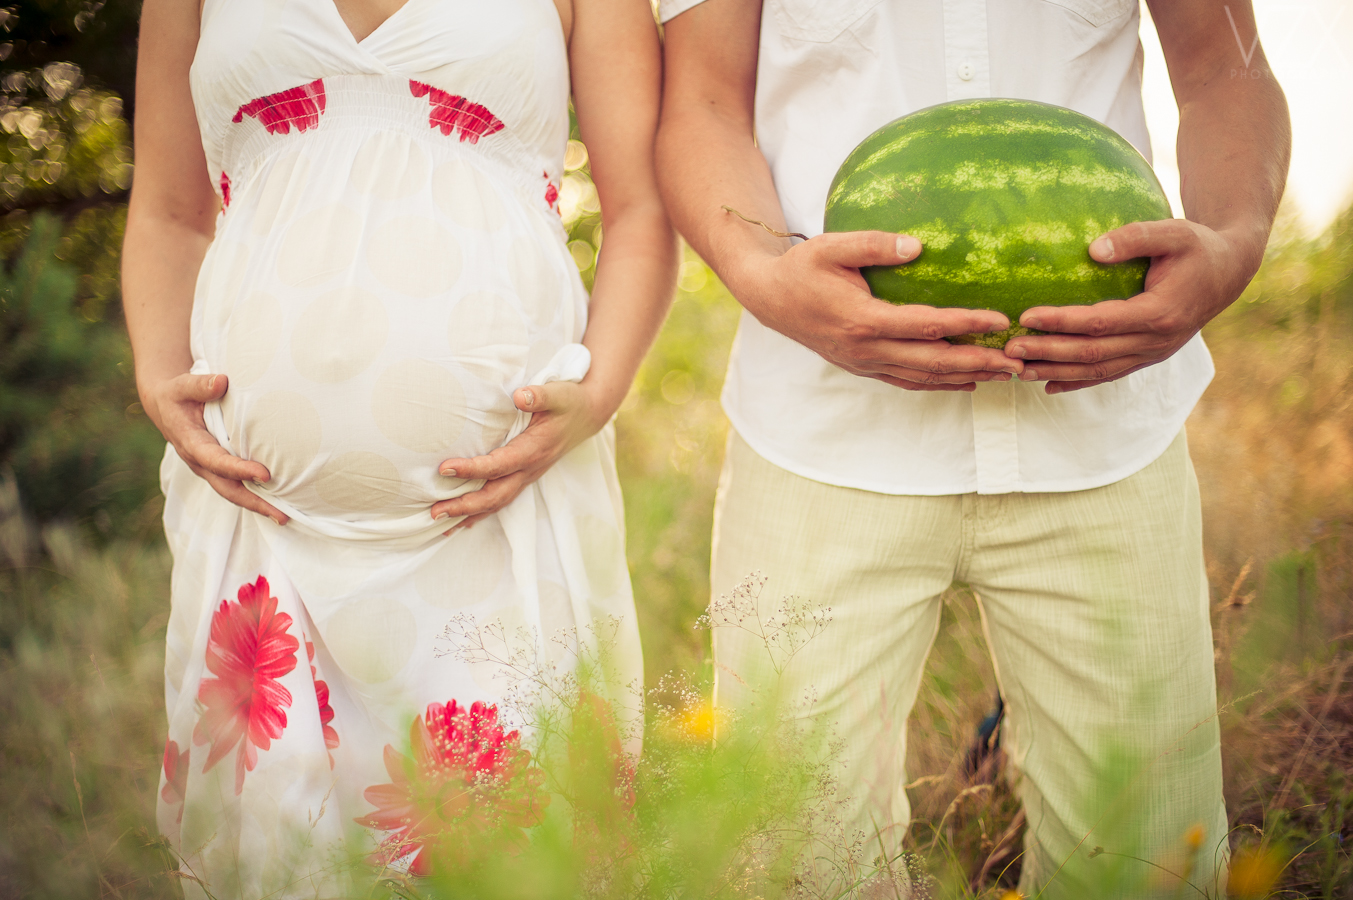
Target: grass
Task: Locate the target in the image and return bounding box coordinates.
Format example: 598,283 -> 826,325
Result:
1,218 -> 1351,897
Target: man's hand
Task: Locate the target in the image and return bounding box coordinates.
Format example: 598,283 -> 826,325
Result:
657,2 -> 1019,391
734,229 -> 1024,391
1008,0 -> 1292,396
1003,219 -> 1261,394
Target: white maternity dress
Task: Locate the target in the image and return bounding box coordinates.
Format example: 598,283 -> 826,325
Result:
156,2 -> 641,896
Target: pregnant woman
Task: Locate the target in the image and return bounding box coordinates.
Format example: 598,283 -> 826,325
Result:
123,0 -> 674,894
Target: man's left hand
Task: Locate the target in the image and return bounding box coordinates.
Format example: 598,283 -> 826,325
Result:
1003,218 -> 1259,394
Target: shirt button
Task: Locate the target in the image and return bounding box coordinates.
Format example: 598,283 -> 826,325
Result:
957,59 -> 975,81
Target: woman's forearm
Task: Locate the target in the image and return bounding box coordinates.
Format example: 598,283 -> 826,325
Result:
122,203 -> 214,404
580,199 -> 678,426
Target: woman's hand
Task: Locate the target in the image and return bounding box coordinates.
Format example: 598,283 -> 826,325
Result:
127,0 -> 287,521
430,381 -> 604,532
143,371 -> 290,525
428,0 -> 678,534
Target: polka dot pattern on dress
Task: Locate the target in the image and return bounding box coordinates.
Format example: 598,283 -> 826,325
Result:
323,595 -> 417,684
291,287 -> 389,384
370,358 -> 469,453
277,204 -> 362,288
314,451 -> 406,512
352,132 -> 430,200
226,292 -> 283,388
366,216 -> 462,298
235,391 -> 323,488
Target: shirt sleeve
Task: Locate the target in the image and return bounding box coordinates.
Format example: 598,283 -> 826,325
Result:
657,0 -> 707,23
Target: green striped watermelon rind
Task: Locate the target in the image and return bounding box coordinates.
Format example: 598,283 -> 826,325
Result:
823,99 -> 1171,346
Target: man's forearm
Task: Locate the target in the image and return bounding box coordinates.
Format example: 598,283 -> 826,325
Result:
656,3 -> 792,301
656,105 -> 789,297
1174,69 -> 1290,279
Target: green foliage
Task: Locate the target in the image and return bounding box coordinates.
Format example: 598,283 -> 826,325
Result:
0,91 -> 1346,900
615,250 -> 741,685
0,209 -> 162,530
0,0 -> 142,119
0,495 -> 176,898
374,686 -> 825,900
0,62 -> 132,209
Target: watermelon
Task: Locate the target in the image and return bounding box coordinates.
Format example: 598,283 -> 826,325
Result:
823,99 -> 1172,348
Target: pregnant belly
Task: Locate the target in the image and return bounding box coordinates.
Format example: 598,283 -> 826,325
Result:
194,150 -> 583,521
212,288 -> 554,520
219,360 -> 518,518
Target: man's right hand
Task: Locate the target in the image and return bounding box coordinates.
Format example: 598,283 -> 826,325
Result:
731,229 -> 1023,391
657,2 -> 1021,391
143,372 -> 290,525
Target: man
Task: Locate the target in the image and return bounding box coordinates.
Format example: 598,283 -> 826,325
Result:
655,1 -> 1289,896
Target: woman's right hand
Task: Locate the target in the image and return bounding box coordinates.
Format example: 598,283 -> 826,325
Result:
143,372 -> 290,525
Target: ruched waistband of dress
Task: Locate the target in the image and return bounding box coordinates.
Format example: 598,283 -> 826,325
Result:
217,74 -> 562,217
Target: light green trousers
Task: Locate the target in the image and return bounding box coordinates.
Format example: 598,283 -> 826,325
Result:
710,429 -> 1228,899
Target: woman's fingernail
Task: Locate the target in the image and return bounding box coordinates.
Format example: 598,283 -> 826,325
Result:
1022,317 -> 1042,331
896,235 -> 921,260
208,375 -> 218,392
434,512 -> 450,521
520,389 -> 534,407
995,373 -> 1012,382
1020,368 -> 1040,382
1007,346 -> 1026,359
270,516 -> 284,526
440,467 -> 457,477
1090,237 -> 1114,261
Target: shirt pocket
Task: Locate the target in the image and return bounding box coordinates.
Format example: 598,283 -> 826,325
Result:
1040,0 -> 1136,27
768,0 -> 884,42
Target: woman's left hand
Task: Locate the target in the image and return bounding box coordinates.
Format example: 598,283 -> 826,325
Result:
426,0 -> 678,533
430,381 -> 606,532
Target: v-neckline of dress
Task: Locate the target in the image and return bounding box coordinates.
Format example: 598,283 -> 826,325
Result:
326,0 -> 417,48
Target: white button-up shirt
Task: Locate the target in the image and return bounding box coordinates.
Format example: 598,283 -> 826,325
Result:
659,0 -> 1214,495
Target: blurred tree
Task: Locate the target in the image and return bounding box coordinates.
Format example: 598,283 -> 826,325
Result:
0,0 -> 138,215
0,0 -> 139,114
0,66 -> 131,212
0,211 -> 161,532
0,2 -> 150,534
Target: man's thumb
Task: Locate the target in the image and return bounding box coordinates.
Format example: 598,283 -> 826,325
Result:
1089,219 -> 1189,264
815,231 -> 922,269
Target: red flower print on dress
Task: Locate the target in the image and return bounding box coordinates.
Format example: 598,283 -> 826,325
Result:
161,739 -> 190,823
355,700 -> 548,875
408,81 -> 504,144
232,79 -> 327,135
219,171 -> 231,208
306,639 -> 340,767
192,575 -> 299,794
544,172 -> 559,212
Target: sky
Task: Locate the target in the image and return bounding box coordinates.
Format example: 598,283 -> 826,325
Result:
1140,0 -> 1353,235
